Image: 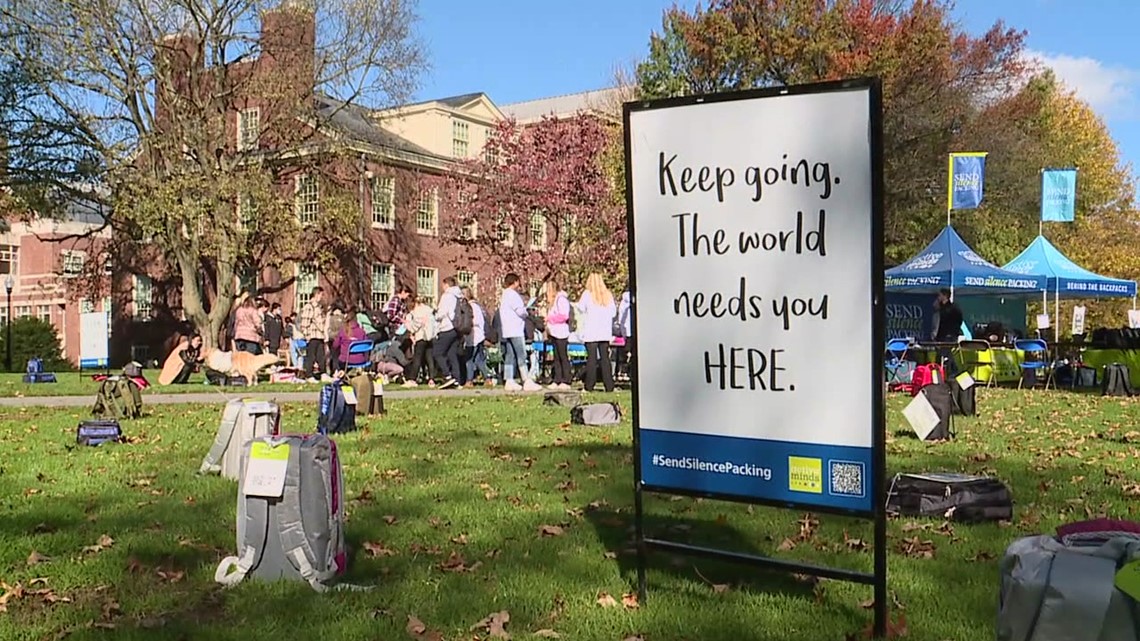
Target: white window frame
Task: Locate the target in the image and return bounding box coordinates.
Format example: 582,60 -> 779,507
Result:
16,305 -> 31,319
0,306 -> 6,325
37,304 -> 51,323
237,107 -> 260,152
79,298 -> 94,314
456,270 -> 478,298
0,244 -> 18,277
415,189 -> 439,236
62,250 -> 86,278
496,221 -> 515,247
459,220 -> 478,241
295,173 -> 319,226
295,263 -> 319,311
370,175 -> 395,229
416,266 -> 438,304
529,210 -> 548,250
371,263 -> 395,309
452,119 -> 469,158
132,274 -> 153,320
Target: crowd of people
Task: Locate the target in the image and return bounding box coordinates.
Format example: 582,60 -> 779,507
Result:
172,271 -> 634,392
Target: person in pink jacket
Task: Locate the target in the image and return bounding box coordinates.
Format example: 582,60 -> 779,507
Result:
544,280 -> 573,389
331,311 -> 369,371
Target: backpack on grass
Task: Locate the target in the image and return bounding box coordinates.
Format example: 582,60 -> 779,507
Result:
543,390 -> 582,407
214,433 -> 359,592
199,399 -> 281,480
92,377 -> 143,420
570,403 -> 622,426
453,297 -> 474,335
886,472 -> 1012,523
317,381 -> 356,435
76,420 -> 123,446
1101,363 -> 1134,397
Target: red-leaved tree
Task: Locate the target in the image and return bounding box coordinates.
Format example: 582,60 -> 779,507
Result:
443,114 -> 626,292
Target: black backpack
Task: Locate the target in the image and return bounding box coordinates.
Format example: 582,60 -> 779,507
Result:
1102,363 -> 1135,397
485,309 -> 501,344
949,378 -> 975,416
317,381 -> 356,434
453,297 -> 474,335
918,383 -> 953,440
887,472 -> 1013,523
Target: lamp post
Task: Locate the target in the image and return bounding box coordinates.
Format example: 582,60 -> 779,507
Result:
4,274 -> 13,373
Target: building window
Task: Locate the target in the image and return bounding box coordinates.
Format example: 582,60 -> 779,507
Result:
132,274 -> 153,320
529,211 -> 548,250
62,251 -> 86,278
0,244 -> 17,276
416,189 -> 438,236
295,173 -> 319,225
238,108 -> 260,151
452,120 -> 469,158
456,270 -> 478,298
0,306 -> 7,325
236,265 -> 257,296
416,267 -> 438,304
559,214 -> 577,246
295,263 -> 319,310
371,263 -> 394,309
483,143 -> 499,165
237,193 -> 257,229
16,305 -> 31,318
496,221 -> 515,247
131,344 -> 150,364
370,176 -> 395,229
458,220 -> 478,241
37,305 -> 51,323
79,299 -> 94,314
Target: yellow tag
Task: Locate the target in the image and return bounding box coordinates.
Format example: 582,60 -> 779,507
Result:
1116,560 -> 1140,601
788,456 -> 823,494
341,385 -> 358,405
250,441 -> 290,461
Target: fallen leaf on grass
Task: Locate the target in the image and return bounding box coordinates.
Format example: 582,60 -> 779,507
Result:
156,568 -> 185,583
897,537 -> 936,559
383,515 -> 399,525
777,537 -> 797,551
539,524 -> 564,537
533,630 -> 561,638
26,550 -> 50,566
622,635 -> 646,641
967,551 -> 996,562
470,610 -> 511,638
82,534 -> 114,554
406,614 -> 443,641
450,534 -> 469,545
621,593 -> 639,609
596,592 -> 619,608
363,541 -> 398,558
438,551 -> 482,573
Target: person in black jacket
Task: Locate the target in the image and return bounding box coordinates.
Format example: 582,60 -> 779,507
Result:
263,302 -> 284,356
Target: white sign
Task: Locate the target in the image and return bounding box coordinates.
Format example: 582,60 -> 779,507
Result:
79,311 -> 110,368
1071,305 -> 1086,336
627,82 -> 878,512
1129,310 -> 1140,330
243,441 -> 290,498
1036,314 -> 1051,330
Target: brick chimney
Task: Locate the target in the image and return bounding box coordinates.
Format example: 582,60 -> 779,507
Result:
260,0 -> 316,94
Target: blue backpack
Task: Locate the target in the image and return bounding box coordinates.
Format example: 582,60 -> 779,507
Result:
317,381 -> 356,435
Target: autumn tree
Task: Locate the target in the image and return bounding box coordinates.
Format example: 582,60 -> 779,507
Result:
634,0 -> 1038,263
444,115 -> 625,291
0,0 -> 425,347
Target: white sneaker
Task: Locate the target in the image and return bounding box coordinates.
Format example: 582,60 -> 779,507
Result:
559,383 -> 573,390
504,380 -> 522,392
522,380 -> 542,392
546,383 -> 561,390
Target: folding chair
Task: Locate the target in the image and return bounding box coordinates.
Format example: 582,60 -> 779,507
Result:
954,338 -> 995,387
884,338 -> 913,384
345,340 -> 375,372
1014,338 -> 1053,390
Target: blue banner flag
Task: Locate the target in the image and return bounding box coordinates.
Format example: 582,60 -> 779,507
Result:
948,153 -> 987,210
1040,168 -> 1077,222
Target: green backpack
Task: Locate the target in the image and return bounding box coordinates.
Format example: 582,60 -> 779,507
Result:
93,377 -> 143,420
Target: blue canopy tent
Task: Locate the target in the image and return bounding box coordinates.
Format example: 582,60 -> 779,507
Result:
1002,235 -> 1137,340
885,226 -> 1046,296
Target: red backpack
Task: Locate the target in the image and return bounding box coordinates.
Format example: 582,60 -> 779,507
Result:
910,363 -> 945,396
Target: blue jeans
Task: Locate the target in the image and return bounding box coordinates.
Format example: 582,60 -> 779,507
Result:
290,340 -> 305,370
502,337 -> 530,383
466,343 -> 492,381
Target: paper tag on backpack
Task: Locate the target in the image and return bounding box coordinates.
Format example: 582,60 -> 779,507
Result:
1116,560 -> 1140,602
955,372 -> 975,390
243,442 -> 290,498
341,385 -> 358,405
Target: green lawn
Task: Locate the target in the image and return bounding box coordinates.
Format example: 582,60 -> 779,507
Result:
0,371 -> 323,397
1,388 -> 1137,641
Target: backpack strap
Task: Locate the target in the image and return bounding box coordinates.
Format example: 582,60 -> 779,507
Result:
214,483 -> 271,587
199,400 -> 246,475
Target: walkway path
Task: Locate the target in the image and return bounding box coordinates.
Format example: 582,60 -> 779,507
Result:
0,386 -> 561,408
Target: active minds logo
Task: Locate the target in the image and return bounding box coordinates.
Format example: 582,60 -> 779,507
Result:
1004,260 -> 1036,274
954,172 -> 982,191
957,250 -> 989,266
905,252 -> 942,270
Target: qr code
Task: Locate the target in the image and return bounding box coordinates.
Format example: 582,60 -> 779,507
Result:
829,461 -> 865,498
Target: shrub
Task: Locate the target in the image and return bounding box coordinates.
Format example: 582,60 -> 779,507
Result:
0,317 -> 70,372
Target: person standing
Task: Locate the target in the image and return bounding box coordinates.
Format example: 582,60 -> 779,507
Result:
544,281 -> 572,390
576,273 -> 617,393
933,287 -> 964,373
299,286 -> 329,381
500,273 -> 541,392
264,302 -> 284,357
402,297 -> 438,387
464,287 -> 493,386
615,288 -> 633,381
233,298 -> 264,355
432,276 -> 464,389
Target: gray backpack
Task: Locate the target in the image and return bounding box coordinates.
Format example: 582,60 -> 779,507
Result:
199,399 -> 280,480
998,534 -> 1140,641
543,390 -> 583,407
214,434 -> 355,592
570,402 -> 622,426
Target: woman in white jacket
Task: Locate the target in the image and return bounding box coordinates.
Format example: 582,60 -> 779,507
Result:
575,272 -> 617,393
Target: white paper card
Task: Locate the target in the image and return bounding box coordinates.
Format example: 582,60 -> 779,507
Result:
243,442 -> 290,498
1129,310 -> 1140,330
903,393 -> 941,441
1072,306 -> 1086,336
1036,314 -> 1051,329
955,372 -> 975,390
341,385 -> 358,405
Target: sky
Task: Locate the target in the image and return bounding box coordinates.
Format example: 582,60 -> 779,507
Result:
412,0 -> 1139,191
